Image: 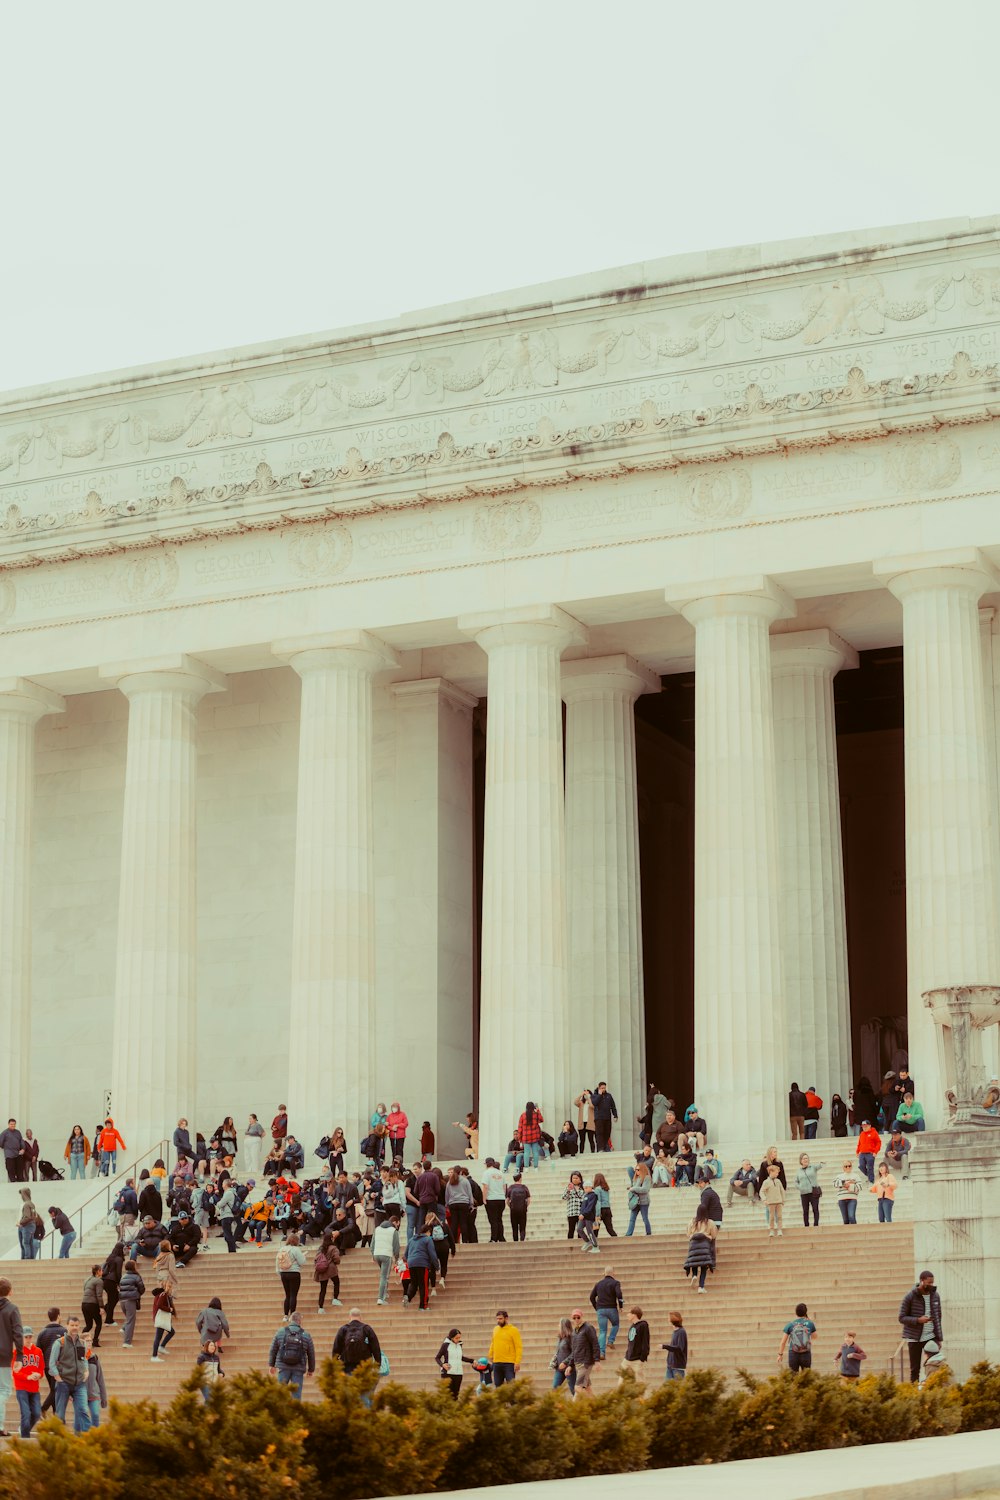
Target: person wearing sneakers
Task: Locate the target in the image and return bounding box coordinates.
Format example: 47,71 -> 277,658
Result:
856,1120 -> 882,1184
150,1285 -> 176,1362
488,1309 -> 522,1387
589,1268 -> 624,1357
834,1159 -> 863,1224
268,1310 -> 315,1400
313,1231 -> 342,1313
117,1262 -> 145,1348
371,1212 -> 401,1306
12,1324 -> 43,1437
759,1162 -> 786,1237
795,1153 -> 823,1227
682,1205 -> 716,1291
276,1233 -> 307,1316
778,1302 -> 817,1372
50,1316 -> 90,1431
662,1311 -> 688,1380
568,1308 -> 599,1399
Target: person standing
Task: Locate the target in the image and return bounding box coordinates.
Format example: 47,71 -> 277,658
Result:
276,1233 -> 307,1316
445,1167 -> 473,1244
795,1154 -> 822,1228
404,1222 -> 438,1311
117,1262 -> 145,1349
552,1317 -> 576,1396
487,1309 -> 522,1387
619,1306 -> 650,1388
332,1307 -> 382,1376
778,1302 -> 817,1372
268,1310 -> 315,1399
625,1164 -> 652,1236
387,1103 -> 408,1164
83,1334 -> 107,1428
898,1270 -> 943,1383
481,1158 -> 507,1243
37,1309 -> 66,1418
21,1132 -> 38,1183
830,1094 -> 849,1138
242,1115 -> 265,1178
856,1121 -> 882,1183
759,1164 -> 786,1238
12,1324 -> 43,1437
833,1331 -> 867,1383
0,1121 -> 24,1183
435,1327 -> 474,1398
591,1083 -> 619,1153
872,1162 -> 897,1222
568,1308 -> 600,1398
64,1125 -> 90,1181
50,1316 -> 89,1432
16,1189 -> 37,1261
562,1171 -> 584,1241
574,1090 -> 597,1154
788,1084 -> 808,1142
517,1103 -> 544,1171
0,1281 -> 24,1438
97,1118 -> 126,1177
662,1311 -> 688,1381
271,1106 -> 288,1151
370,1214 -> 398,1306
833,1160 -> 863,1224
589,1267 -> 624,1357
506,1173 -> 530,1242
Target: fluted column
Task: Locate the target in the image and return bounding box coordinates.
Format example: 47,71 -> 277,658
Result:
459,604 -> 588,1154
0,679 -> 65,1123
100,656 -> 224,1151
665,575 -> 793,1142
772,629 -> 857,1117
875,548 -> 1000,1124
562,655 -> 658,1146
274,630 -> 400,1157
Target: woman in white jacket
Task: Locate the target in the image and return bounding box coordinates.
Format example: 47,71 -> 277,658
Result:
435,1327 -> 474,1398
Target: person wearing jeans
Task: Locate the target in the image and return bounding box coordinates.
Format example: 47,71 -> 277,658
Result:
834,1162 -> 861,1224
625,1167 -> 652,1237
268,1312 -> 315,1399
589,1269 -> 623,1356
872,1164 -> 897,1222
48,1207 -> 76,1258
50,1317 -> 90,1432
856,1122 -> 882,1184
370,1215 -> 399,1306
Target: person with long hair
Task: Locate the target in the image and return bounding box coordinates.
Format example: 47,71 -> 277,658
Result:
64,1125 -> 89,1181
562,1170 -> 584,1240
445,1166 -> 473,1244
625,1163 -> 652,1236
830,1093 -> 849,1138
592,1172 -> 616,1237
872,1161 -> 897,1222
454,1114 -> 478,1160
517,1102 -> 544,1171
682,1204 -> 717,1292
552,1316 -> 576,1395
435,1327 -> 473,1398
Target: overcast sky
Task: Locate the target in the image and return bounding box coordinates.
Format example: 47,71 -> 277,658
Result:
2,1 -> 997,394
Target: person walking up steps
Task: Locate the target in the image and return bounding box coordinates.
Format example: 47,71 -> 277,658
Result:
577,1182 -> 600,1253
619,1306 -> 650,1388
37,1309 -> 65,1418
276,1233 -> 306,1316
117,1263 -> 144,1348
482,1158 -> 507,1242
568,1308 -> 600,1399
662,1311 -> 687,1381
332,1308 -> 382,1380
371,1213 -> 399,1307
506,1173 -> 530,1242
590,1267 -> 624,1357
683,1206 -> 716,1291
150,1286 -> 175,1362
268,1310 -> 315,1400
12,1324 -> 43,1437
778,1302 -> 817,1372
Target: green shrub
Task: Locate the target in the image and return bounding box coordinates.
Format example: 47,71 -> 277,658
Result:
644,1368 -> 738,1467
958,1361 -> 1000,1432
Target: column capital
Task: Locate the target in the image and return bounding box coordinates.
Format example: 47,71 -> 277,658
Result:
561,654 -> 660,702
771,628 -> 859,675
391,677 -> 479,716
273,629 -> 400,677
664,574 -> 795,626
0,678 -> 65,723
874,547 -> 1000,602
99,654 -> 226,700
458,602 -> 588,653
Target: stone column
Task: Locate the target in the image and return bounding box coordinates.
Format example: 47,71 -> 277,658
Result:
771,629 -> 857,1119
875,548 -> 1000,1126
459,604 -> 587,1155
274,631 -> 400,1158
100,656 -> 224,1151
390,678 -> 478,1161
562,654 -> 658,1147
665,575 -> 793,1143
0,679 -> 64,1123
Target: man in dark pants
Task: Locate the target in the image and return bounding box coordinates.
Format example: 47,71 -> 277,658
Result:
591,1084 -> 618,1153
0,1122 -> 24,1183
778,1302 -> 817,1372
37,1308 -> 66,1416
899,1270 -> 943,1382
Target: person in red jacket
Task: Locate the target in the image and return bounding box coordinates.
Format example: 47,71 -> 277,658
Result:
804,1089 -> 824,1141
856,1121 -> 881,1184
12,1325 -> 44,1438
517,1103 -> 544,1171
98,1120 -> 126,1177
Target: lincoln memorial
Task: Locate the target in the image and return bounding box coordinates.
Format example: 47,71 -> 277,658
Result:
4,216 -> 1000,1162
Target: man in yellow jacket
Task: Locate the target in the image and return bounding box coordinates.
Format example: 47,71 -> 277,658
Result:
487,1309 -> 522,1387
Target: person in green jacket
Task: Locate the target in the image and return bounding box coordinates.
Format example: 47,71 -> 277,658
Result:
894,1093 -> 925,1133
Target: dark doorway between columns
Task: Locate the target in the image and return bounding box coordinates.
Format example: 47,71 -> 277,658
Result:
632,647 -> 907,1111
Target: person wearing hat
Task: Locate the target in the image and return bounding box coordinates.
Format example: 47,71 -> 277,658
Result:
568,1308 -> 600,1398
855,1120 -> 882,1184
12,1323 -> 43,1436
168,1210 -> 200,1267
899,1270 -> 943,1383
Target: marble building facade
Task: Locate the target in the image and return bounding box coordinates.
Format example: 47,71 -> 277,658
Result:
3,217 -> 1000,1160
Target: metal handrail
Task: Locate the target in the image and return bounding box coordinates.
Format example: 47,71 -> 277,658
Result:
34,1138 -> 170,1261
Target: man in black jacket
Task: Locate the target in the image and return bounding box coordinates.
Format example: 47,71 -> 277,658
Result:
589,1267 -> 624,1358
0,1278 -> 24,1437
168,1211 -> 200,1266
332,1307 -> 382,1374
569,1308 -> 600,1398
700,1182 -> 723,1228
128,1216 -> 166,1262
591,1084 -> 618,1153
37,1307 -> 66,1417
899,1271 -> 943,1382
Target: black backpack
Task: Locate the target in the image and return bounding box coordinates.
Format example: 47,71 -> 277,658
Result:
341,1322 -> 369,1367
281,1325 -> 307,1369
469,1177 -> 484,1208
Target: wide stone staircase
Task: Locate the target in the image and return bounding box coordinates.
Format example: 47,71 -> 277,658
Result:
4,1141 -> 914,1411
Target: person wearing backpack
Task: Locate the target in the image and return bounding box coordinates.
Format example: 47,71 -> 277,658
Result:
195,1297 -> 230,1348
778,1301 -> 817,1372
268,1310 -> 315,1400
275,1232 -> 307,1316
506,1174 -> 531,1242
50,1315 -> 90,1431
117,1263 -> 145,1348
332,1308 -> 382,1375
371,1213 -> 400,1306
314,1230 -> 343,1311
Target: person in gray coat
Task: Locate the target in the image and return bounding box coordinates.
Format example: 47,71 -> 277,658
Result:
196,1297 -> 230,1346
117,1264 -> 145,1348
267,1311 -> 315,1400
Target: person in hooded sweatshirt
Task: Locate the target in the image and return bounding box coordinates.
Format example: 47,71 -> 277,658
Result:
196,1297 -> 230,1348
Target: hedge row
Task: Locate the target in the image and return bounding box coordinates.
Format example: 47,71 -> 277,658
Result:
0,1360 -> 997,1499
